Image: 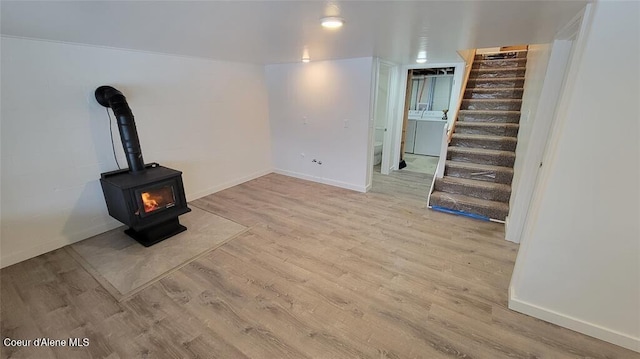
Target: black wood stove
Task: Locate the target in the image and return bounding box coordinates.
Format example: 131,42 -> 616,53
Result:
96,86 -> 191,246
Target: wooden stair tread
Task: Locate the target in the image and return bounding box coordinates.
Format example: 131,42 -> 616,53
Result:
466,87 -> 525,92
430,191 -> 509,211
459,110 -> 521,115
457,120 -> 520,125
448,146 -> 515,157
463,99 -> 522,102
452,133 -> 518,142
445,160 -> 514,174
470,67 -> 526,72
456,122 -> 520,128
467,77 -> 525,81
438,176 -> 512,191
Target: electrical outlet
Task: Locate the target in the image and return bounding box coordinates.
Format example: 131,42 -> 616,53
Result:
343,119 -> 349,128
300,153 -> 305,157
303,116 -> 308,125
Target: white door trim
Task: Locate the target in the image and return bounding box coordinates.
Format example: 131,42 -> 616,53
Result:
367,58 -> 397,188
380,60 -> 397,175
390,61 -> 465,173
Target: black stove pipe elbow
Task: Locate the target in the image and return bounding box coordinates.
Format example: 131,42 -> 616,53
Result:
95,86 -> 145,173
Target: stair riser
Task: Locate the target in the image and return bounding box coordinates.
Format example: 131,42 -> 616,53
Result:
429,195 -> 508,221
455,125 -> 519,137
458,112 -> 521,123
469,69 -> 526,79
467,79 -> 525,88
464,89 -> 524,99
461,100 -> 522,111
448,151 -> 515,167
472,59 -> 527,69
435,180 -> 511,203
445,166 -> 514,184
450,137 -> 517,151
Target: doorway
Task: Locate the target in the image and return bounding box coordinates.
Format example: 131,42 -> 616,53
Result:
371,60 -> 396,176
400,67 -> 456,176
386,62 -> 465,179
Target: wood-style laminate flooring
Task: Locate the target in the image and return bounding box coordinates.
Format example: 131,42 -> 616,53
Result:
1,172 -> 637,358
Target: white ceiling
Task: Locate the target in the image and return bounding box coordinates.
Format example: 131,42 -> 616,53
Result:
0,1 -> 587,65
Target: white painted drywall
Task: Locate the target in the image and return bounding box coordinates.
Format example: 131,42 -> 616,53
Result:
506,43 -> 553,242
265,57 -> 373,192
510,1 -> 640,351
0,37 -> 273,267
509,44 -> 552,192
0,1 -> 587,65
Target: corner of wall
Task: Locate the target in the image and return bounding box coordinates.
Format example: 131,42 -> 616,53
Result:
274,168 -> 367,193
186,168 -> 274,202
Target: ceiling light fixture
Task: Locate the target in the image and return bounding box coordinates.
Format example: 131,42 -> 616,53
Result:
416,50 -> 427,64
321,16 -> 344,29
302,47 -> 310,63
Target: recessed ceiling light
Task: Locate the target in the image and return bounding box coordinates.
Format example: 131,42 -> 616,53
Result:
302,47 -> 310,63
416,50 -> 427,63
321,16 -> 344,29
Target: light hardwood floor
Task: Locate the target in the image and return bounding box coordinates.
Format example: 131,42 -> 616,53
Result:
1,172 -> 637,358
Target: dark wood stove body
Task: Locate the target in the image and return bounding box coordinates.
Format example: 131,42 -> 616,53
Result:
100,163 -> 191,247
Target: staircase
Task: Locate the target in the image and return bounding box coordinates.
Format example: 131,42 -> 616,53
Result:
429,51 -> 527,221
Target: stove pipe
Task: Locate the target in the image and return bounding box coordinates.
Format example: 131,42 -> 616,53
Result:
95,86 -> 145,173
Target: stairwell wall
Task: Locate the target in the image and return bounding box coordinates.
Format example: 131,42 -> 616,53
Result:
505,44 -> 552,241
509,1 -> 640,351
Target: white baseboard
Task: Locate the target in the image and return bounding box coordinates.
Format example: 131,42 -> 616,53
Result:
509,296 -> 640,352
504,214 -> 524,243
365,183 -> 372,192
1,220 -> 121,269
274,169 -> 367,193
186,168 -> 274,202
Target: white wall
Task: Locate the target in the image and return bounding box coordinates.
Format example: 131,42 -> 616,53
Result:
1,37 -> 273,267
506,43 -> 552,241
510,1 -> 640,352
265,57 -> 373,192
509,44 -> 552,193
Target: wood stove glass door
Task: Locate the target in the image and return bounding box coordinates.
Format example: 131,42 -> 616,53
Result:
135,182 -> 177,217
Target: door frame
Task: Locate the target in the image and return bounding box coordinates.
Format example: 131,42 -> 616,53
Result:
390,61 -> 465,173
380,60 -> 397,175
366,58 -> 398,190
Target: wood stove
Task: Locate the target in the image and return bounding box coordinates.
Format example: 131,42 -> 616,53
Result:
96,86 -> 191,246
